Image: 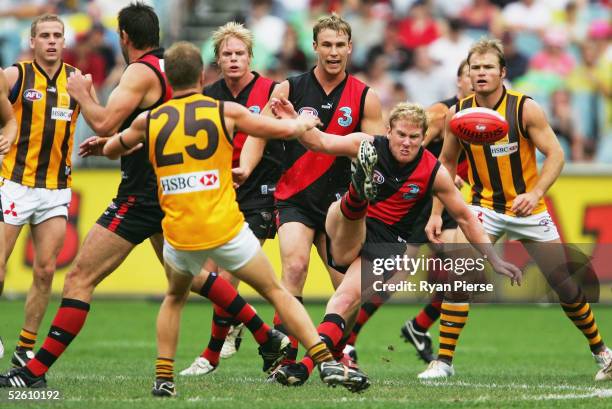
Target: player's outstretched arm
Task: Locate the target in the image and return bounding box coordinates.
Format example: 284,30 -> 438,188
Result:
433,165 -> 522,285
67,64 -> 154,136
103,112 -> 148,160
511,98 -> 564,216
0,69 -> 17,155
224,101 -> 320,141
270,96 -> 372,157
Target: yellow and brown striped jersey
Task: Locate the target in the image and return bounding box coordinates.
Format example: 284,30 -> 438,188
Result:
2,61 -> 80,189
146,93 -> 244,250
457,87 -> 546,216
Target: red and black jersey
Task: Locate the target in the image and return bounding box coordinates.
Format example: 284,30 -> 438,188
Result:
204,72 -> 281,210
366,136 -> 441,242
274,69 -> 369,217
117,48 -> 172,202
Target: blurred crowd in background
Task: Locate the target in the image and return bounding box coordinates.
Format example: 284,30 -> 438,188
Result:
0,0 -> 610,164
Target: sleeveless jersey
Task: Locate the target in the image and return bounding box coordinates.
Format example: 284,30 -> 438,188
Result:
204,72 -> 281,210
146,93 -> 243,250
367,136 -> 440,241
117,48 -> 172,202
275,69 -> 368,214
457,87 -> 545,216
3,61 -> 80,189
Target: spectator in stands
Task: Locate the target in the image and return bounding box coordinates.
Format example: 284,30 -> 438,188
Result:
529,29 -> 576,77
400,45 -> 449,107
502,0 -> 551,34
501,31 -> 529,82
345,0 -> 387,69
275,25 -> 307,75
428,18 -> 473,85
247,0 -> 286,68
366,23 -> 413,72
459,0 -> 502,34
549,88 -> 585,162
566,39 -> 610,155
397,0 -> 440,50
63,32 -> 107,91
356,53 -> 397,116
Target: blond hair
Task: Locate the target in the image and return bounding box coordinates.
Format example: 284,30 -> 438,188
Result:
467,37 -> 506,68
31,14 -> 64,37
313,13 -> 351,42
164,41 -> 203,90
389,102 -> 428,134
212,22 -> 253,59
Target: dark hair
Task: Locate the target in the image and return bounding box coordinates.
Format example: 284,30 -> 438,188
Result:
164,42 -> 203,90
457,59 -> 469,77
118,2 -> 159,50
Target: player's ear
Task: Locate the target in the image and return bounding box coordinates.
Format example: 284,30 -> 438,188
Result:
347,40 -> 352,55
199,69 -> 205,89
500,66 -> 507,80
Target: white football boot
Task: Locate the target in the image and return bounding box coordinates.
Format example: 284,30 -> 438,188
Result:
417,360 -> 455,380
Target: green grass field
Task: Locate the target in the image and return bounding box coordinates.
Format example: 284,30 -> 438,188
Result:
0,299 -> 611,408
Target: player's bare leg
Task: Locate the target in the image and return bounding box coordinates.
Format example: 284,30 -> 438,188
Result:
278,222 -> 315,296
324,200 -> 366,267
0,224 -> 137,388
181,255 -> 287,376
522,238 -> 612,377
10,217 -> 66,368
152,262 -> 193,397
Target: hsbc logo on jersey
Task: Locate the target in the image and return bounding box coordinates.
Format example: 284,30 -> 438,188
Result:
490,142 -> 518,157
160,170 -> 220,195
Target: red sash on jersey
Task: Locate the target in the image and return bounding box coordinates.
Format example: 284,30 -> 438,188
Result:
137,52 -> 173,104
274,75 -> 367,200
367,150 -> 438,225
232,76 -> 274,168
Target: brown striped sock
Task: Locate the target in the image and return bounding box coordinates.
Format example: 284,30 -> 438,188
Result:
155,357 -> 174,382
561,293 -> 604,353
307,341 -> 333,364
438,301 -> 470,364
17,328 -> 37,351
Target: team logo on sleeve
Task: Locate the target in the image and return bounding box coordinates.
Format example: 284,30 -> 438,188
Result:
298,107 -> 318,117
248,105 -> 261,114
338,106 -> 352,127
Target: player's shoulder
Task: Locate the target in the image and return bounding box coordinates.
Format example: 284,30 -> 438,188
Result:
203,78 -> 224,99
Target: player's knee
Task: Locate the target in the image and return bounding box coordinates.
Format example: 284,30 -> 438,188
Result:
33,262 -> 57,282
282,257 -> 309,281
